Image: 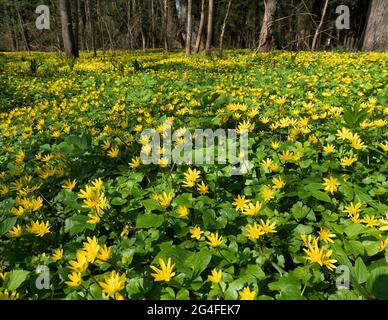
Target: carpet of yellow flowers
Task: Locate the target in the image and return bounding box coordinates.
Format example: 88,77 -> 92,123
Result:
0,50 -> 387,300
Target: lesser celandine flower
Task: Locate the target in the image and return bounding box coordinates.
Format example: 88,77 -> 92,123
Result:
208,268 -> 222,284
150,257 -> 176,282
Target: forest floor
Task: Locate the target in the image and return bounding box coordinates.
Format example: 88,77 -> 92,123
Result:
0,50 -> 387,300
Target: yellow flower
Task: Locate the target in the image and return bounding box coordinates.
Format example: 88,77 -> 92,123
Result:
259,219 -> 277,234
322,176 -> 340,194
79,184 -> 108,214
65,272 -> 82,287
341,155 -> 358,167
101,140 -> 111,150
236,120 -> 254,134
379,238 -> 388,252
62,179 -> 77,190
9,225 -> 22,238
150,257 -> 176,282
280,150 -> 293,161
239,287 -> 256,300
208,268 -> 222,284
99,271 -> 126,297
0,290 -> 19,300
243,201 -> 262,216
379,141 -> 388,152
206,232 -> 223,247
97,245 -> 111,264
197,181 -> 209,195
379,214 -> 388,231
83,236 -> 100,263
107,147 -> 120,158
261,186 -> 275,201
41,153 -> 52,163
158,192 -> 173,206
350,135 -> 365,150
303,238 -> 337,271
323,144 -> 336,153
271,141 -> 280,150
15,150 -> 25,164
177,206 -> 189,218
233,195 -> 250,212
26,220 -> 51,237
261,158 -> 273,169
182,168 -> 201,188
336,127 -> 353,140
120,225 -> 129,237
159,157 -> 169,168
128,156 -> 141,169
87,213 -> 101,224
272,176 -> 286,189
343,202 -> 362,217
245,222 -> 264,240
190,226 -> 203,240
52,248 -> 63,261
362,214 -> 377,228
11,207 -> 25,217
318,227 -> 336,244
68,250 -> 89,273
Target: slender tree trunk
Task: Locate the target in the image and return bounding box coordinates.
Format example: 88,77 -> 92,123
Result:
311,0 -> 329,51
204,0 -> 214,55
164,0 -> 169,51
185,0 -> 193,56
219,0 -> 233,56
73,0 -> 79,55
362,0 -> 388,51
60,0 -> 78,58
256,0 -> 278,52
194,0 -> 206,54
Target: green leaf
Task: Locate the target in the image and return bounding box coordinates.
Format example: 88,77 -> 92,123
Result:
111,197 -> 127,206
244,264 -> 266,280
366,266 -> 388,300
142,199 -> 163,212
310,190 -> 331,203
184,250 -> 212,278
344,224 -> 365,238
344,240 -> 364,258
354,257 -> 369,284
5,270 -> 30,291
136,214 -> 164,229
64,215 -> 94,236
176,289 -> 190,300
268,273 -> 302,300
291,202 -> 313,220
0,217 -> 17,237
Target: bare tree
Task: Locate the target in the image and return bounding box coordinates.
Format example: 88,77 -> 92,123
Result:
59,0 -> 79,58
219,0 -> 233,56
362,0 -> 388,51
257,0 -> 278,52
194,0 -> 206,54
311,0 -> 329,51
185,0 -> 193,56
205,0 -> 214,55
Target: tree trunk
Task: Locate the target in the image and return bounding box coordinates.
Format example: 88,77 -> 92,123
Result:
194,0 -> 206,54
257,0 -> 278,52
219,0 -> 233,56
204,0 -> 214,55
164,0 -> 169,51
362,0 -> 388,51
185,0 -> 193,56
60,0 -> 78,58
311,0 -> 329,51
73,0 -> 79,55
